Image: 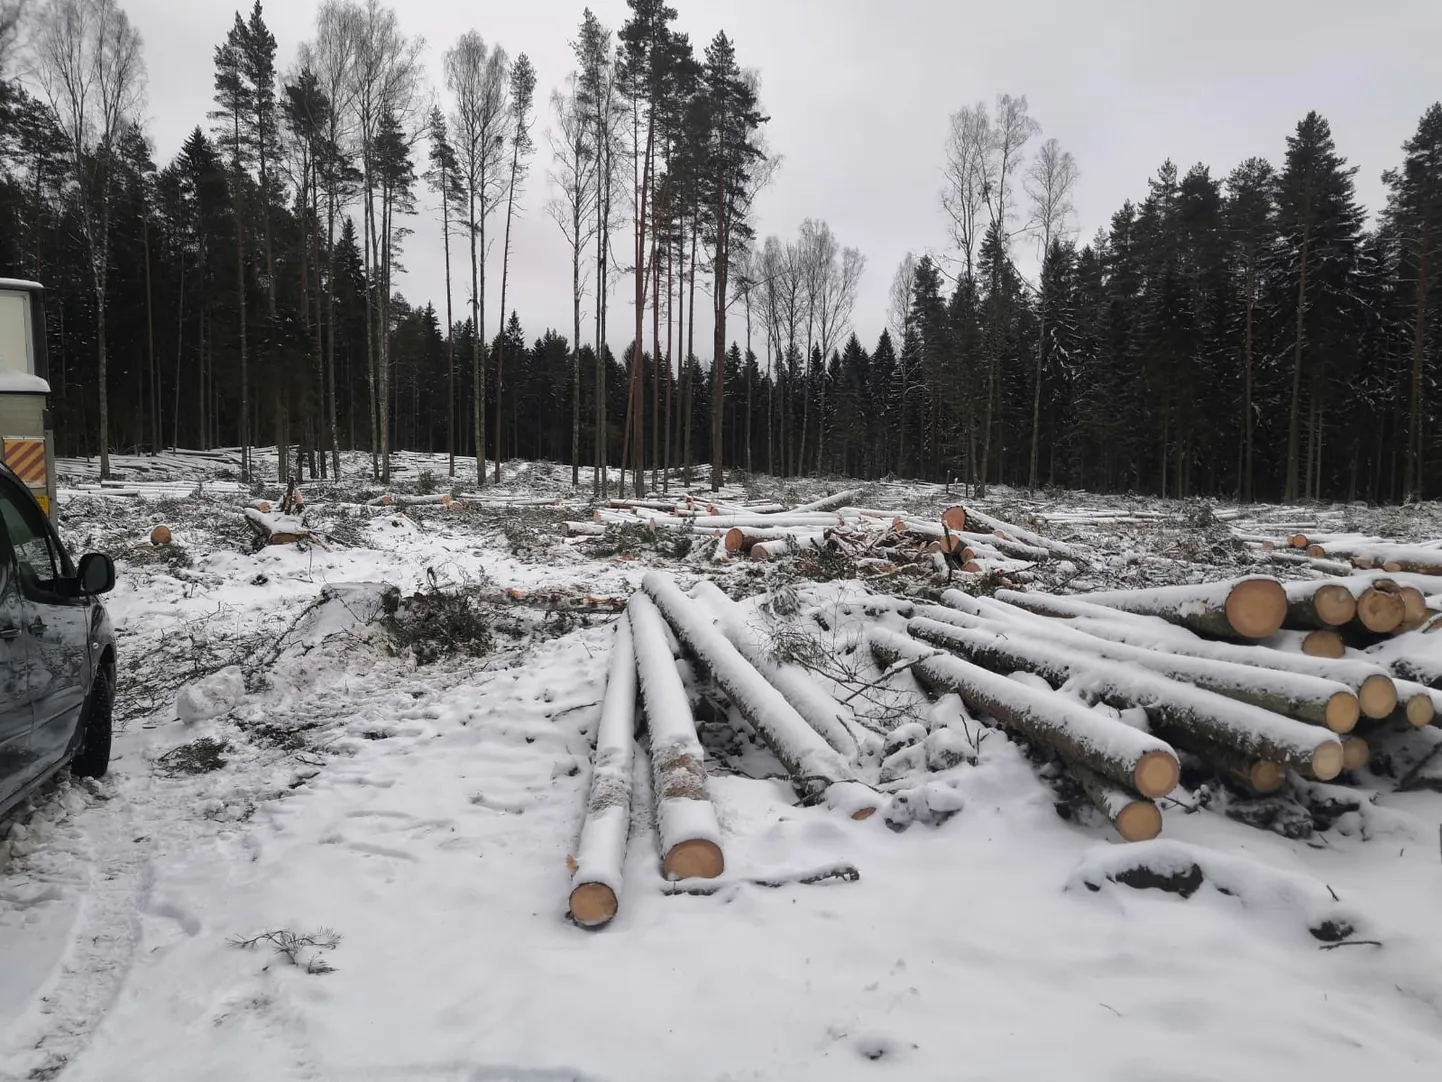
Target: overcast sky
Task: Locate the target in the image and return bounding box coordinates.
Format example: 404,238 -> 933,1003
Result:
125,0 -> 1442,361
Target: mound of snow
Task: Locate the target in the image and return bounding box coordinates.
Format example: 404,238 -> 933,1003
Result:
1068,838 -> 1364,943
176,666 -> 244,724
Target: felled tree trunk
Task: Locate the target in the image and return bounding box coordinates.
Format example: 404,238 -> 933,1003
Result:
1079,576 -> 1288,640
905,616 -> 1343,780
641,572 -> 869,811
789,488 -> 863,513
243,507 -> 313,545
992,589 -> 1399,720
1283,581 -> 1357,629
569,618 -> 639,927
690,580 -> 861,764
937,592 -> 1359,733
628,593 -> 724,881
866,627 -> 1180,798
1067,763 -> 1163,842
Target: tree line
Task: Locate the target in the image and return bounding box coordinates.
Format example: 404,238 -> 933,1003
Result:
0,0 -> 1438,502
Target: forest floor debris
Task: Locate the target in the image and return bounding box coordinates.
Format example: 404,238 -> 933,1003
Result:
0,447 -> 1437,1081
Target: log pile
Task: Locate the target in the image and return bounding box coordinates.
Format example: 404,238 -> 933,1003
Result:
567,573 -> 882,928
569,491 -> 1076,582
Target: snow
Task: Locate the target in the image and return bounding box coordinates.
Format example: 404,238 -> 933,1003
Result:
175,666 -> 244,724
2,453 -> 1442,1080
0,372 -> 49,394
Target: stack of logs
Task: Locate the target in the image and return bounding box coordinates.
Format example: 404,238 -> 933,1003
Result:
567,490 -> 1074,579
855,566 -> 1440,846
567,571 -> 881,930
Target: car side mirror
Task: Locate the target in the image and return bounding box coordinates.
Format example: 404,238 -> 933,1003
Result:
77,553 -> 115,596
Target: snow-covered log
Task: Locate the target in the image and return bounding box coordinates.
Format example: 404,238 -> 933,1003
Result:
1313,540 -> 1442,575
562,521 -> 607,537
690,581 -> 861,766
866,627 -> 1180,798
938,592 -> 1359,733
655,511 -> 851,530
366,492 -> 453,507
894,517 -> 1049,561
787,489 -> 863,514
627,594 -> 724,881
907,616 -> 1344,780
569,618 -> 639,927
243,507 -> 313,545
750,533 -> 833,561
953,505 -> 1082,560
641,572 -> 865,806
1067,763 -> 1163,842
993,589 -> 1399,719
1078,576 -> 1288,640
1283,581 -> 1357,629
723,525 -> 824,553
1259,549 -> 1354,576
1177,733 -> 1286,794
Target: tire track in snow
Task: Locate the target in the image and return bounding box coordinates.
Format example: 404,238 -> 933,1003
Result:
0,784 -> 154,1082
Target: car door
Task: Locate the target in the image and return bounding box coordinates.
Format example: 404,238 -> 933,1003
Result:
0,535 -> 36,809
0,473 -> 91,773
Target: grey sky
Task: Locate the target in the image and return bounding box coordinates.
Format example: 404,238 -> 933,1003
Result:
128,0 -> 1442,362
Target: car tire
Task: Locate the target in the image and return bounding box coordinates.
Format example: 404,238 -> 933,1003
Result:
71,668 -> 114,779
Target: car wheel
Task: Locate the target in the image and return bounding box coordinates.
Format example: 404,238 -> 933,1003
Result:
71,668 -> 114,779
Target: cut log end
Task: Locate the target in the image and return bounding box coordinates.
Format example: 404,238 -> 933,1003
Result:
1248,760 -> 1287,795
1324,692 -> 1360,734
663,838 -> 724,881
1225,578 -> 1288,639
1114,800 -> 1163,843
1310,741 -> 1345,782
1302,629 -> 1345,658
850,807 -> 877,821
941,505 -> 967,532
1341,736 -> 1370,773
1133,750 -> 1181,799
1357,588 -> 1405,634
1399,586 -> 1427,625
568,882 -> 619,928
1288,534 -> 1309,550
1358,674 -> 1398,720
149,525 -> 172,546
937,532 -> 964,555
1405,693 -> 1436,729
724,527 -> 746,553
1312,584 -> 1357,627
1305,544 -> 1327,559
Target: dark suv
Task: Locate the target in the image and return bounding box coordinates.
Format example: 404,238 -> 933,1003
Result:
0,462 -> 116,823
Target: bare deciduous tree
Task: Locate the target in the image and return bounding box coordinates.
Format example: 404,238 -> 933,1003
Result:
546,76 -> 598,488
941,103 -> 989,279
887,251 -> 918,343
494,52 -> 535,482
1024,136 -> 1078,489
30,0 -> 145,480
445,30 -> 509,485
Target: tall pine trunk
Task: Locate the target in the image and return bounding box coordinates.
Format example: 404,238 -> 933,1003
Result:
1406,225 -> 1429,499
1285,233 -> 1311,502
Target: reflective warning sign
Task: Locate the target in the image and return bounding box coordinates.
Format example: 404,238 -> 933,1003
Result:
2,437 -> 47,488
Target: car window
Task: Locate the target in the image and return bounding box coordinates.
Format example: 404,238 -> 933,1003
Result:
0,478 -> 64,596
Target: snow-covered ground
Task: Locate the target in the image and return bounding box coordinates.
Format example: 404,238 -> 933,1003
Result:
2,450 -> 1441,1081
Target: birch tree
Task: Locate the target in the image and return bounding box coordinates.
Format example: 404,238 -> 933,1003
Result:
32,0 -> 145,480
445,30 -> 508,485
546,75 -> 598,487
494,53 -> 535,482
1024,136 -> 1078,489
425,106 -> 463,475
